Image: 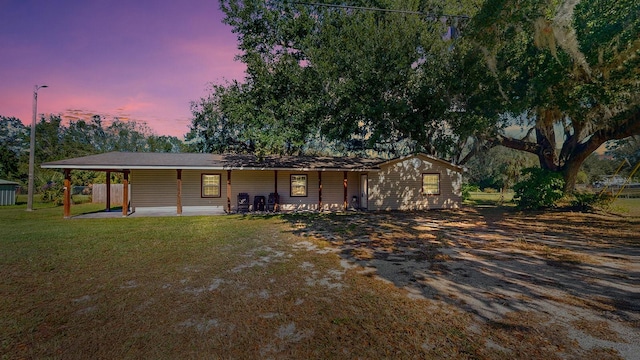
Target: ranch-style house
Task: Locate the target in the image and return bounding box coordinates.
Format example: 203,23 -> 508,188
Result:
42,152 -> 463,218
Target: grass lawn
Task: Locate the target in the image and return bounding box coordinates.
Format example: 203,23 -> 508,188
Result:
608,198 -> 640,217
466,191 -> 515,204
1,204 -> 478,359
467,191 -> 640,217
1,203 -> 638,358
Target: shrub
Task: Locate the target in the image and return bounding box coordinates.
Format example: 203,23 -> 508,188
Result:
571,191 -> 613,211
513,168 -> 565,210
40,182 -> 64,206
461,183 -> 480,200
477,177 -> 503,192
576,171 -> 589,184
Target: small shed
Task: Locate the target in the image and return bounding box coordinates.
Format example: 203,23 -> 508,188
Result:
0,179 -> 19,206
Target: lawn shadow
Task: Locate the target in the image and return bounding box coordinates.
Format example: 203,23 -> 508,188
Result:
281,208 -> 640,326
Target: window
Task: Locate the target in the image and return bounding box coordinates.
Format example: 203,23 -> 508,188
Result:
422,174 -> 440,195
202,174 -> 221,198
290,174 -> 307,197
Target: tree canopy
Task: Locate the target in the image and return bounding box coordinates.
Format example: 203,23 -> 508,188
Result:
187,0 -> 639,192
462,0 -> 640,190
188,0 -> 482,158
0,115 -> 184,189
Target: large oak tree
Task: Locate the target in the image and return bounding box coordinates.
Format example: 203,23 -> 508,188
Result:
462,0 -> 640,191
190,0 -> 639,192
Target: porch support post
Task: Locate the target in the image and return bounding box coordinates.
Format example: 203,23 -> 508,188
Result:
122,170 -> 129,217
63,169 -> 71,218
106,171 -> 111,212
227,170 -> 232,213
274,170 -> 279,211
318,171 -> 322,211
176,169 -> 182,216
343,171 -> 348,211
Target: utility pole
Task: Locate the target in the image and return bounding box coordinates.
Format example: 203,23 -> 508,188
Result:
27,84 -> 48,211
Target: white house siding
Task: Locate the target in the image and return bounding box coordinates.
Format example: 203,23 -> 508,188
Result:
131,168 -> 373,213
315,171 -> 361,211
349,172 -> 361,208
130,169 -> 176,208
131,169 -> 228,213
276,170 -> 319,211
221,170 -> 363,212
319,171 -> 343,211
275,171 -> 362,211
181,170 -> 227,208
368,155 -> 462,210
228,170 -> 276,211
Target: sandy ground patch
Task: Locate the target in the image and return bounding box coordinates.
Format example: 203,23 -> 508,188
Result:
4,207 -> 638,358
288,207 -> 640,359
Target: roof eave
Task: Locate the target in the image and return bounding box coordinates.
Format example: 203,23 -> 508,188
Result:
41,164 -> 381,172
377,153 -> 463,172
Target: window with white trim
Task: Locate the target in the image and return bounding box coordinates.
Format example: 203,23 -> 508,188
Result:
422,174 -> 440,195
202,174 -> 221,198
290,174 -> 307,197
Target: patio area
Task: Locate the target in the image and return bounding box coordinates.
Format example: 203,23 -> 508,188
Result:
72,206 -> 227,219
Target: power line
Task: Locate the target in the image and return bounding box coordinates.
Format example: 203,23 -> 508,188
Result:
291,1 -> 470,20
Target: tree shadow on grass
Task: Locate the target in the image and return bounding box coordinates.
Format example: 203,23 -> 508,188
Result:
280,208 -> 640,327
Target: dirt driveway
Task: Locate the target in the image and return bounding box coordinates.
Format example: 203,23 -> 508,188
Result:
286,207 -> 640,358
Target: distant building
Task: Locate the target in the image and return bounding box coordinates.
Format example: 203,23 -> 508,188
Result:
0,179 -> 19,206
593,175 -> 640,188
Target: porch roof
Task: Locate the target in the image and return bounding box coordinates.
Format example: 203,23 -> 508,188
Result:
41,152 -> 384,172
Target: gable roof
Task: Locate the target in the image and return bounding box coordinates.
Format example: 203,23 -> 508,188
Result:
377,153 -> 464,172
41,152 -> 464,173
41,152 -> 385,172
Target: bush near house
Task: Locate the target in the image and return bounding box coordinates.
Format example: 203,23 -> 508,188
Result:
461,184 -> 480,200
513,167 -> 565,210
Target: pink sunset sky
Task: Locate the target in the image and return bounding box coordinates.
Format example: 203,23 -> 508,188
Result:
0,0 -> 246,138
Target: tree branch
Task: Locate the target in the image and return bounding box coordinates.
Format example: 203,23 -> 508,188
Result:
492,133 -> 541,155
457,138 -> 493,165
575,109 -> 640,163
520,126 -> 536,141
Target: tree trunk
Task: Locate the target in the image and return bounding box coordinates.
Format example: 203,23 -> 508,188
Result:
535,127 -> 559,172
493,109 -> 640,195
562,159 -> 583,193
561,140 -> 601,193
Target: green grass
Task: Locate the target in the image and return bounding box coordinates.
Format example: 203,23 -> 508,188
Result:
0,204 -> 479,359
465,191 -> 515,206
607,198 -> 640,217
2,202 -> 637,358
1,205 -> 284,358
466,191 -> 640,216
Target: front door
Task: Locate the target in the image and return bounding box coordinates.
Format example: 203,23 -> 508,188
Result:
360,174 -> 368,210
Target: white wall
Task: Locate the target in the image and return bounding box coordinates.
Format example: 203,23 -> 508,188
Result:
368,155 -> 462,210
130,169 -> 363,212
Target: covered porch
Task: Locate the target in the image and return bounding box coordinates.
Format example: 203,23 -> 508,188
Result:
42,152 -> 381,219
